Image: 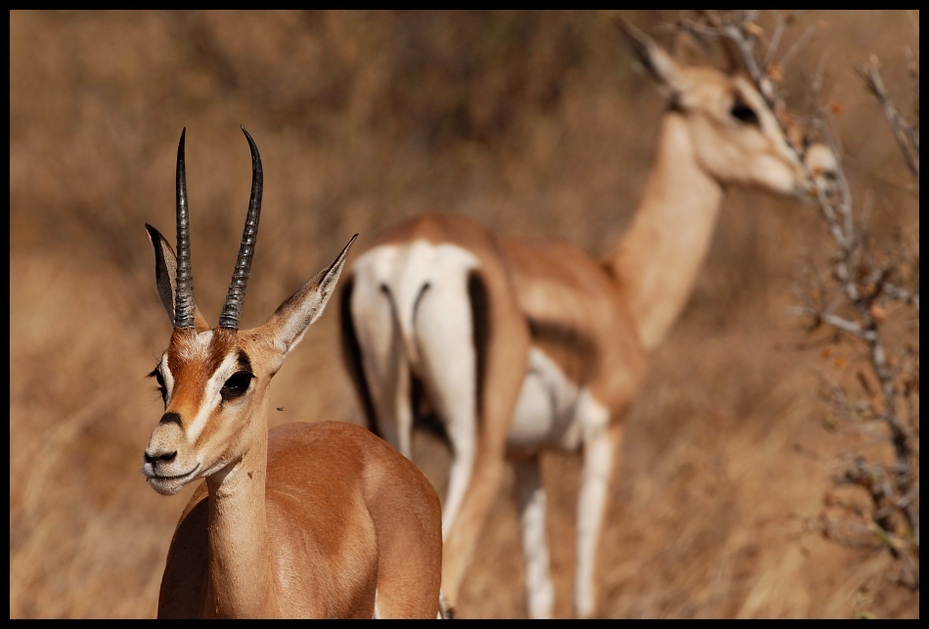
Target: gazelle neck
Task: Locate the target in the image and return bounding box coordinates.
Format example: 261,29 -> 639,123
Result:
204,417 -> 278,618
606,111 -> 724,351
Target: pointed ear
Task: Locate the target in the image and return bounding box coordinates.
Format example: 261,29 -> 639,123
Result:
618,18 -> 689,100
261,234 -> 358,356
145,224 -> 210,332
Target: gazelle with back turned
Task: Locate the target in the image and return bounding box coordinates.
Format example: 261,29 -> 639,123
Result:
340,20 -> 836,618
141,127 -> 447,618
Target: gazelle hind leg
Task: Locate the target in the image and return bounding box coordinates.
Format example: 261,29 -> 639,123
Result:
367,348 -> 414,458
411,270 -> 512,605
574,417 -> 624,618
411,273 -> 479,536
440,418 -> 477,538
440,446 -> 508,607
514,455 -> 555,619
349,276 -> 415,457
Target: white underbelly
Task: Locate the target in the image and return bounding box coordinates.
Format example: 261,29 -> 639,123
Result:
507,348 -> 607,453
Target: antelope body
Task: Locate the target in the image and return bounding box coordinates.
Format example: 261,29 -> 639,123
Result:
142,128 -> 445,618
340,21 -> 835,618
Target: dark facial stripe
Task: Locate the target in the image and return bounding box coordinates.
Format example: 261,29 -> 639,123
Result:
236,350 -> 252,374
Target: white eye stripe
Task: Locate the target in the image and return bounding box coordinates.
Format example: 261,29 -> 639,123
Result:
186,351 -> 241,443
159,354 -> 175,398
159,330 -> 212,402
158,331 -> 243,445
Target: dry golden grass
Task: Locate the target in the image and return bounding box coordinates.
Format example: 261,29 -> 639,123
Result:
10,10 -> 918,618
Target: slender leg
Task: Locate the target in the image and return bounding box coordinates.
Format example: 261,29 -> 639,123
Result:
440,446 -> 506,606
574,418 -> 623,619
390,365 -> 414,459
352,289 -> 414,459
441,414 -> 477,539
413,274 -> 479,537
412,262 -> 531,611
514,455 -> 555,619
435,348 -> 527,608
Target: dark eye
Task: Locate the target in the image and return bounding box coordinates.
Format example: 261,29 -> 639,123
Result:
221,371 -> 253,402
149,368 -> 167,404
731,98 -> 760,126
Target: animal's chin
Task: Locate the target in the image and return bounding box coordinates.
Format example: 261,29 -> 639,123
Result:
148,476 -> 184,496
148,476 -> 187,496
146,463 -> 200,495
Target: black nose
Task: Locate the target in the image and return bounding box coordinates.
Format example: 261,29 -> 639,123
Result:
159,412 -> 182,425
144,450 -> 177,465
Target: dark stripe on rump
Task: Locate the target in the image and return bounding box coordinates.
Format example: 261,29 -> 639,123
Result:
407,272 -> 490,452
338,276 -> 380,437
468,270 -> 491,431
526,317 -> 597,386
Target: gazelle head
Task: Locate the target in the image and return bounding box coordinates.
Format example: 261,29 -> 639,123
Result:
620,19 -> 835,196
142,127 -> 355,496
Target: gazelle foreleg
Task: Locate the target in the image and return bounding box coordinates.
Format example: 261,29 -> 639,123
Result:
574,412 -> 624,619
514,454 -> 556,619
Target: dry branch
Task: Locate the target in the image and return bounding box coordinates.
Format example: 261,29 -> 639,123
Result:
684,9 -> 920,594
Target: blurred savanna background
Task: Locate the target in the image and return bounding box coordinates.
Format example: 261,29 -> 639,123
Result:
10,10 -> 918,618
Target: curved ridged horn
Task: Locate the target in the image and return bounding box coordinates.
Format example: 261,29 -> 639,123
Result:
174,128 -> 196,330
218,126 -> 263,330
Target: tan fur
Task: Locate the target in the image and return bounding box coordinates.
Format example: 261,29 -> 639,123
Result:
157,421 -> 442,618
143,131 -> 444,618
341,23 -> 833,618
348,214 -> 645,611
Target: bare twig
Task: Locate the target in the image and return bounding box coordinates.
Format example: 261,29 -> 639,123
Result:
860,59 -> 920,184
683,10 -> 920,594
